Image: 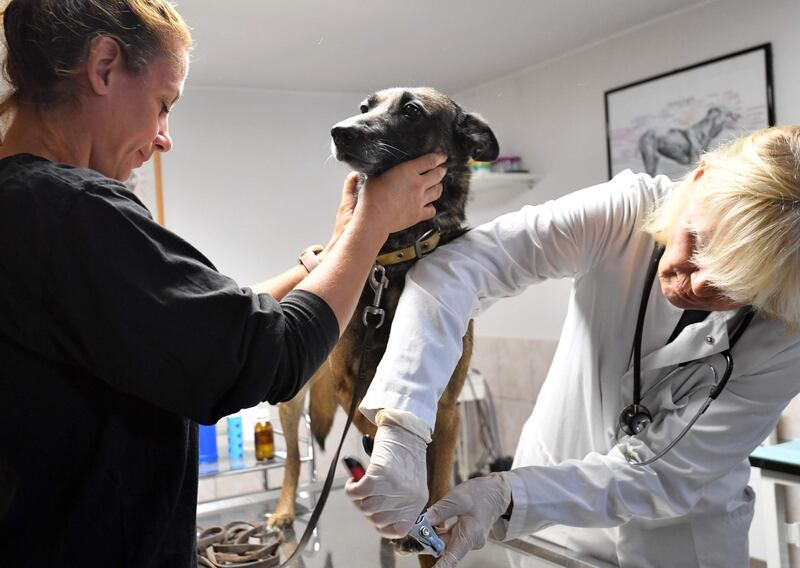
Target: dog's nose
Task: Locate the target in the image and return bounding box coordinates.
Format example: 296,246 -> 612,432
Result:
331,126 -> 358,146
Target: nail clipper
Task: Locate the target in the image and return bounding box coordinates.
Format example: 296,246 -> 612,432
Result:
342,456 -> 445,557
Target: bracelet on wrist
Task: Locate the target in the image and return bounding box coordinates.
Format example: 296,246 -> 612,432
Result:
298,244 -> 324,273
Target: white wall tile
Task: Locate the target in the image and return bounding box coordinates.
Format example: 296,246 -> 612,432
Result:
215,472 -> 265,499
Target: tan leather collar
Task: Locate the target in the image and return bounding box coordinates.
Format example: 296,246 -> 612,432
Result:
376,229 -> 441,266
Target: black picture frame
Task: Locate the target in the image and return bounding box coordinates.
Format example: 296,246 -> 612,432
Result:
604,44 -> 774,180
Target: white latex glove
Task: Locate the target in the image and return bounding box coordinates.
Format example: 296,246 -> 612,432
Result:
345,421 -> 428,538
426,473 -> 512,568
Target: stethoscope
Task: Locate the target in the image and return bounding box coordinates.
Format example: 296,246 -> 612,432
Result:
616,243 -> 755,466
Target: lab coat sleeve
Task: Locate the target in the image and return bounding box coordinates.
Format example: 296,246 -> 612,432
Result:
361,170 -> 661,428
493,330 -> 800,538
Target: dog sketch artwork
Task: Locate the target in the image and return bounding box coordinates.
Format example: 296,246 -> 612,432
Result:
605,45 -> 773,180
269,87 -> 498,568
638,106 -> 740,176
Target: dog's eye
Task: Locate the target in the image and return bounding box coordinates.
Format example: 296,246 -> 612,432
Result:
360,104 -> 369,114
402,103 -> 422,119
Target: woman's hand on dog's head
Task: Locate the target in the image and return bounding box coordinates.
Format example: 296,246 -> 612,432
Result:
358,153 -> 447,235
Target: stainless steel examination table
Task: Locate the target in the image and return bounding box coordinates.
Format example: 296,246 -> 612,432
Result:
196,483 -> 614,568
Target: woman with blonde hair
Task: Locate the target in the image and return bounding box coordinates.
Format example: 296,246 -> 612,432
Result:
0,1 -> 446,566
348,125 -> 800,567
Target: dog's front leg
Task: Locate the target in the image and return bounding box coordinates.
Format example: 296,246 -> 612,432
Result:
419,324 -> 473,568
267,382 -> 308,528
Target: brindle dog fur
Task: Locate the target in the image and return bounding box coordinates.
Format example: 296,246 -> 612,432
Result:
269,88 -> 499,567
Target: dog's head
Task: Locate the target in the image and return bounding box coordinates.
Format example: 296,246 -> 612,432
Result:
330,87 -> 499,176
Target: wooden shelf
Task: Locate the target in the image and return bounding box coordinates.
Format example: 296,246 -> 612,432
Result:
471,171 -> 541,191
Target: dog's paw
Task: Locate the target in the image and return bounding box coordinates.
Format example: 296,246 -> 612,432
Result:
392,535 -> 425,556
417,554 -> 438,568
265,511 -> 295,529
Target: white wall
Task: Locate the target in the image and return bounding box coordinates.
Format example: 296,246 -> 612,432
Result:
156,0 -> 800,339
161,86 -> 362,286
456,0 -> 800,340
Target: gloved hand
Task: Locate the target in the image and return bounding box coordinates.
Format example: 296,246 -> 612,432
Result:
426,473 -> 512,568
345,420 -> 428,538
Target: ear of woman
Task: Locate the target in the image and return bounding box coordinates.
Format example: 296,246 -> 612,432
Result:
86,36 -> 126,96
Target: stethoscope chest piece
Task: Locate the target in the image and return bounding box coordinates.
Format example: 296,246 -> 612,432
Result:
618,404 -> 653,436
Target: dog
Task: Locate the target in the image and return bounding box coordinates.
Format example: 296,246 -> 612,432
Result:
269,87 -> 498,568
638,105 -> 739,176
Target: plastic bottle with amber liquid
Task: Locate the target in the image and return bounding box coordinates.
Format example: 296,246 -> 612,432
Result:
254,405 -> 275,461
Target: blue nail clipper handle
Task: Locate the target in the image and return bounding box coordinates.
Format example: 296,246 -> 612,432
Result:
409,509 -> 445,557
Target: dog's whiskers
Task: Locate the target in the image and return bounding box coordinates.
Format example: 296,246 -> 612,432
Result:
374,140 -> 409,159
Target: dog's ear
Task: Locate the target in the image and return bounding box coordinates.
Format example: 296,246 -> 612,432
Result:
456,111 -> 499,162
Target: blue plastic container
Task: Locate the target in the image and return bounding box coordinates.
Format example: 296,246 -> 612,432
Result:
198,424 -> 218,464
226,415 -> 244,460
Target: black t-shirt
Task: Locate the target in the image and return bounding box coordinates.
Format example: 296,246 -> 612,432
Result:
0,154 -> 339,567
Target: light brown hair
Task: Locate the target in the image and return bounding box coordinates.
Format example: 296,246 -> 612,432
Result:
0,0 -> 192,118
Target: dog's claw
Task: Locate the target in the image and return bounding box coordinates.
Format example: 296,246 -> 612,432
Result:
393,535 -> 425,556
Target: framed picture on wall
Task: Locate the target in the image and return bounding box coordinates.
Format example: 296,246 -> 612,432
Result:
125,152 -> 167,225
604,44 -> 774,180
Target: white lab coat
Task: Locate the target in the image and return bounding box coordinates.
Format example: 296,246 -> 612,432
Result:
360,170 -> 800,568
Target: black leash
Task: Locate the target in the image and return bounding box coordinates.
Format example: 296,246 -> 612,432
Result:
278,264 -> 388,567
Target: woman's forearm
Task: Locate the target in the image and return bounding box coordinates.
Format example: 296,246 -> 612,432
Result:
295,210 -> 388,334
249,264 -> 308,301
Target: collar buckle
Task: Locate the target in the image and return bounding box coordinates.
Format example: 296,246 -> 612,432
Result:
413,229 -> 438,260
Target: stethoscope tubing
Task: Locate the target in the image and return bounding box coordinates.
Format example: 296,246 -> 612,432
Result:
627,395 -> 714,466
639,359 -> 719,403
622,351 -> 729,466
631,243 -> 665,405
620,242 -> 754,466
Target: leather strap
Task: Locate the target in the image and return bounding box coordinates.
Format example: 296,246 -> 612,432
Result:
376,229 -> 440,266
276,277 -> 384,567
197,521 -> 283,568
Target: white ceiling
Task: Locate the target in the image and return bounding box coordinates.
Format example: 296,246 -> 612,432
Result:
178,0 -> 713,94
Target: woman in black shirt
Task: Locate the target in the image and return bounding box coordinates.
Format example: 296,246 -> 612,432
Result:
0,1 -> 447,566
